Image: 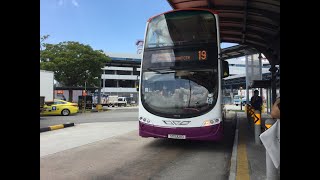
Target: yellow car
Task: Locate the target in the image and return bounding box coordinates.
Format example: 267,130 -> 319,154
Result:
41,99 -> 79,116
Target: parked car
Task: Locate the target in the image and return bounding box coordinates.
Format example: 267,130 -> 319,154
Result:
41,99 -> 79,116
233,95 -> 246,106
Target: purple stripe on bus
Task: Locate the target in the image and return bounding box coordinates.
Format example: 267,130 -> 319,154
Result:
139,121 -> 223,141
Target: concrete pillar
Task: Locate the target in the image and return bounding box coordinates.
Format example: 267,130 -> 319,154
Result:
259,53 -> 262,80
245,53 -> 250,104
254,110 -> 261,145
258,53 -> 263,112
270,62 -> 277,104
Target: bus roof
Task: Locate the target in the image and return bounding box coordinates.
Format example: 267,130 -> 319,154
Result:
147,8 -> 219,22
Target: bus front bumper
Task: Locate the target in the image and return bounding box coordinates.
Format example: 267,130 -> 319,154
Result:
139,121 -> 223,141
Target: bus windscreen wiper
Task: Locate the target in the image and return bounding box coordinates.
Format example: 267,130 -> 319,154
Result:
146,67 -> 175,74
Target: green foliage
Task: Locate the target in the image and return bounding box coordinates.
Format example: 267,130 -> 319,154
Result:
40,41 -> 110,87
40,35 -> 50,50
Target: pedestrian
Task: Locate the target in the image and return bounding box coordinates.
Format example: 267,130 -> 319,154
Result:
62,95 -> 66,101
250,90 -> 263,113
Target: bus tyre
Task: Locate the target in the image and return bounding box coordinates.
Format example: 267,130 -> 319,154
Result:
61,109 -> 70,116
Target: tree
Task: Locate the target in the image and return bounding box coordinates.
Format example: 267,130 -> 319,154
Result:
40,41 -> 111,101
40,35 -> 50,51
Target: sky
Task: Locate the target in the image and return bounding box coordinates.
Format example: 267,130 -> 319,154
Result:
40,0 -> 237,54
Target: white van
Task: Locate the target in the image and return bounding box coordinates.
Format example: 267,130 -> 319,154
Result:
118,97 -> 128,107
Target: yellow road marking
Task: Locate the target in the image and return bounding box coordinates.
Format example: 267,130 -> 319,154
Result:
236,126 -> 250,180
50,124 -> 64,130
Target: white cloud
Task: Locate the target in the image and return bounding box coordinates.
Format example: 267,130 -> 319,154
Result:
72,0 -> 79,7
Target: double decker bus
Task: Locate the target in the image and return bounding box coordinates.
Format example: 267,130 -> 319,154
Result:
138,8 -> 229,141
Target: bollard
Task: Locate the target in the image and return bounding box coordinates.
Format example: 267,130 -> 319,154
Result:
264,119 -> 280,180
265,119 -> 277,131
246,105 -> 249,123
250,107 -> 255,128
246,105 -> 257,130
246,105 -> 252,127
96,104 -> 103,111
254,110 -> 261,145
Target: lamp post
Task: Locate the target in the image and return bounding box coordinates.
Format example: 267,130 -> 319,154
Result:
94,76 -> 101,105
102,68 -> 105,96
83,80 -> 87,113
136,74 -> 139,105
83,70 -> 89,112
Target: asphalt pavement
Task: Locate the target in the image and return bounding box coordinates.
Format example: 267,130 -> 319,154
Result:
40,107 -> 138,128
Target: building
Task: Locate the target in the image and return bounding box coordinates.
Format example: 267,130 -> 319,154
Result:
226,54 -> 271,76
101,52 -> 142,104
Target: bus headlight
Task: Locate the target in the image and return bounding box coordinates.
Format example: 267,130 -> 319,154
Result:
140,117 -> 153,125
202,118 -> 221,126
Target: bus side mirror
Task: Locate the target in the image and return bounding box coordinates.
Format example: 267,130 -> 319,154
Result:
136,85 -> 139,92
222,61 -> 229,78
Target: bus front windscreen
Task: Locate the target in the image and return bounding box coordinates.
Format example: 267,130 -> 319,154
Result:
145,10 -> 217,48
141,69 -> 218,118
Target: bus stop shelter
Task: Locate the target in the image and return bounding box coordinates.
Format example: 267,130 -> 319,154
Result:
166,0 -> 280,103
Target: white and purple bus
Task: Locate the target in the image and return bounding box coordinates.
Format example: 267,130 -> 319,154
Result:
139,8 -> 229,141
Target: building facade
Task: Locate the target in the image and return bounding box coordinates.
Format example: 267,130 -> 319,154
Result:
226,55 -> 271,75
101,52 -> 142,104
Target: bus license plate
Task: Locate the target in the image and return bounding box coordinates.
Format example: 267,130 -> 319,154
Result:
168,134 -> 186,139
